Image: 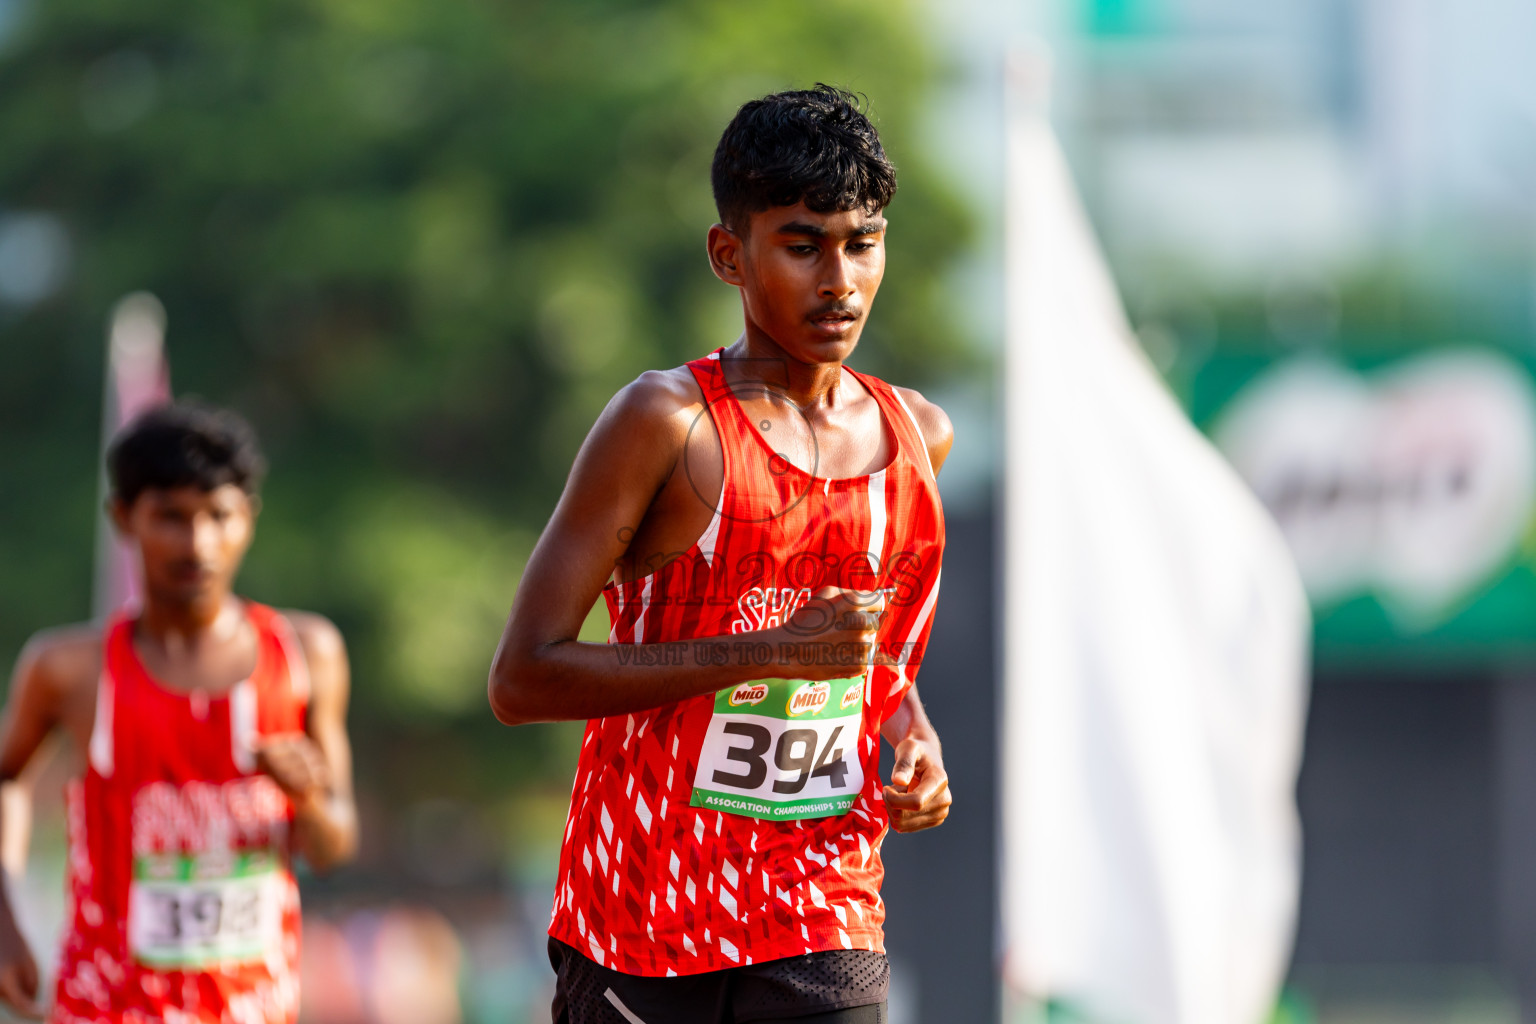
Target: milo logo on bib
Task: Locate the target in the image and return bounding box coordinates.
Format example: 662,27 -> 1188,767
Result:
691,676 -> 867,821
729,683 -> 769,707
787,681 -> 830,716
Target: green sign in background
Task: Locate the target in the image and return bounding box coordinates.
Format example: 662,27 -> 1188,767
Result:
1185,346 -> 1536,667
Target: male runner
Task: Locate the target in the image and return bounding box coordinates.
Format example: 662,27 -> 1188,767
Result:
0,403 -> 357,1023
490,86 -> 952,1023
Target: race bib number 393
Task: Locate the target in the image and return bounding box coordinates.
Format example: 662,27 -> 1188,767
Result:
128,850 -> 284,969
690,676 -> 865,821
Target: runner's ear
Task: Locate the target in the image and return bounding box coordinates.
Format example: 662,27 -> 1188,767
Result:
707,224 -> 746,286
107,496 -> 133,536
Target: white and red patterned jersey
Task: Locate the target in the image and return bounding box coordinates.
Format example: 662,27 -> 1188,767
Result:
548,350 -> 946,976
52,602 -> 309,1024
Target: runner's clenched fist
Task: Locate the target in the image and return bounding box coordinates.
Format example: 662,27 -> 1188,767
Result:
256,734 -> 331,803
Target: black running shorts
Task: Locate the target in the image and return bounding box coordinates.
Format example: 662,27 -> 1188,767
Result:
549,937 -> 890,1024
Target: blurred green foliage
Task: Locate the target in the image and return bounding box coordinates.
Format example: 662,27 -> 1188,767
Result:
0,0 -> 973,784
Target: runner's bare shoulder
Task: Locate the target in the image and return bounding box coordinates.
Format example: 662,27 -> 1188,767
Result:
606,366 -> 708,441
12,623 -> 103,707
4,624 -> 104,766
893,386 -> 954,474
277,611 -> 344,662
276,610 -> 348,699
584,366 -> 716,477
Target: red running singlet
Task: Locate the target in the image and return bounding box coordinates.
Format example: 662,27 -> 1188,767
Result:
51,602 -> 308,1024
548,349 -> 946,976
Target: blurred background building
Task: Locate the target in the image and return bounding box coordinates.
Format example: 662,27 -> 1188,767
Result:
4,0 -> 1536,1021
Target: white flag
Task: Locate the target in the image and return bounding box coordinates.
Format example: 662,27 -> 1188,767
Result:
999,53 -> 1312,1024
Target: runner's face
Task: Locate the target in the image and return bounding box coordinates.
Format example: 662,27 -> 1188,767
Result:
116,484 -> 256,606
731,202 -> 886,363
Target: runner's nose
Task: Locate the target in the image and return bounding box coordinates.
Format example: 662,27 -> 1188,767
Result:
819,251 -> 857,302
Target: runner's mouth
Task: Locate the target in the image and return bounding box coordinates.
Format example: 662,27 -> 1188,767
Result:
170,562 -> 216,583
809,310 -> 860,326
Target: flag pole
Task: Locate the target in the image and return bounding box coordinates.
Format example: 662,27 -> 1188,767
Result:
92,292 -> 171,620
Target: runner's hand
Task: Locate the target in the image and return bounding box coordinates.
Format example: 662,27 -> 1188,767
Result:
882,736 -> 951,833
777,588 -> 887,680
0,922 -> 41,1020
255,735 -> 331,804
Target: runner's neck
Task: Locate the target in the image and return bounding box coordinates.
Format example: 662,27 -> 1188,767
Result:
722,336 -> 851,410
134,593 -> 249,661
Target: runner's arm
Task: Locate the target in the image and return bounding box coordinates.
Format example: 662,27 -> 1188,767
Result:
0,630 -> 94,1019
273,613 -> 357,873
881,685 -> 951,833
489,373 -> 875,726
883,389 -> 954,833
2,736 -> 59,878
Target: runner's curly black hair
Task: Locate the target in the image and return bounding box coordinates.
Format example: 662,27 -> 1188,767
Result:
108,402 -> 266,505
711,84 -> 897,232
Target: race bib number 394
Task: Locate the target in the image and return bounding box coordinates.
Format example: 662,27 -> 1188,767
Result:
128,850 -> 284,969
691,676 -> 865,821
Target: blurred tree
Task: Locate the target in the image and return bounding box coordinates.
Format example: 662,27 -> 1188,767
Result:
0,0 -> 974,777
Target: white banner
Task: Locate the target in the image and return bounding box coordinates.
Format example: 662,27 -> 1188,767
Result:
999,51 -> 1312,1024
